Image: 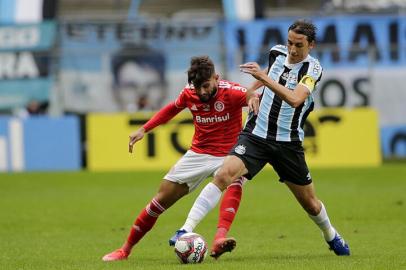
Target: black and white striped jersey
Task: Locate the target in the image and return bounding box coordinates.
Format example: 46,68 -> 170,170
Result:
243,45 -> 322,142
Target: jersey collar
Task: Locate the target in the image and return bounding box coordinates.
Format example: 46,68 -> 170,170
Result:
284,54 -> 310,68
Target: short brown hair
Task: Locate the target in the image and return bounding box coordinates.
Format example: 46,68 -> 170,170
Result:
187,56 -> 215,88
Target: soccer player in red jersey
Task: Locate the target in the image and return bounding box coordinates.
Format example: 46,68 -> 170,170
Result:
102,55 -> 259,261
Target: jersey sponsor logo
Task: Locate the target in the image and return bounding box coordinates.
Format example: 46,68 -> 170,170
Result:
234,144 -> 246,155
214,101 -> 225,112
195,113 -> 230,123
203,104 -> 210,111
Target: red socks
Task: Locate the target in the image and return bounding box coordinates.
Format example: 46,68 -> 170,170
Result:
215,178 -> 243,240
122,198 -> 165,254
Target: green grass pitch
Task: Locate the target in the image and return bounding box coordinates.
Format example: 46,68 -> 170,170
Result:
1,164 -> 405,270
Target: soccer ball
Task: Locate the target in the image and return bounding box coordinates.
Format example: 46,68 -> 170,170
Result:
174,232 -> 208,264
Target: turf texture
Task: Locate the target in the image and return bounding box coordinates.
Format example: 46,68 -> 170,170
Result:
0,164 -> 405,270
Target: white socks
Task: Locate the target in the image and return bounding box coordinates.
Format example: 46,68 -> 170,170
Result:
308,202 -> 336,241
180,182 -> 222,232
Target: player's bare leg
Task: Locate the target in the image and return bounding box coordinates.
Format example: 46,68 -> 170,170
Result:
285,181 -> 350,255
102,180 -> 189,261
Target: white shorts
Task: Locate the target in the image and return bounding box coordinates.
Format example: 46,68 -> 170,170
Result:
164,150 -> 225,192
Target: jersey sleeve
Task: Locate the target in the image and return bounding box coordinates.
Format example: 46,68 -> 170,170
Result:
143,102 -> 183,132
230,83 -> 248,107
174,87 -> 189,108
268,45 -> 287,71
299,59 -> 323,93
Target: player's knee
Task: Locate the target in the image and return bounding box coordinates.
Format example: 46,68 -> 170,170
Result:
213,169 -> 233,191
156,183 -> 188,209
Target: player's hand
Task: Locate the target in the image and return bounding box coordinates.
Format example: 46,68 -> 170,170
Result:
248,94 -> 259,115
240,62 -> 265,80
129,127 -> 145,153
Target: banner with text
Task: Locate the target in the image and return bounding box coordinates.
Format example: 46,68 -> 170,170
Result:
87,108 -> 381,171
0,22 -> 56,110
224,15 -> 406,126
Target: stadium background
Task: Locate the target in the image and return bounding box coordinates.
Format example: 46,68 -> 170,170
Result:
0,0 -> 405,172
0,0 -> 406,269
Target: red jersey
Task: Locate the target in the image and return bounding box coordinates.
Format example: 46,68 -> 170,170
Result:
174,80 -> 247,156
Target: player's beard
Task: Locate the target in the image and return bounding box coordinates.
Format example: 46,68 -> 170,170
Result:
199,87 -> 217,102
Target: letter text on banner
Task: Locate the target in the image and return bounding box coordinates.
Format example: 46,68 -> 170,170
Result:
86,112 -> 195,171
87,109 -> 381,171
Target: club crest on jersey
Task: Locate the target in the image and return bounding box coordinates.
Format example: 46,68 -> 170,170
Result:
234,144 -> 246,155
281,72 -> 289,81
214,101 -> 225,112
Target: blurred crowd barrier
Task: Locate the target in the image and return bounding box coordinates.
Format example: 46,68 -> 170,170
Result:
1,14 -> 406,171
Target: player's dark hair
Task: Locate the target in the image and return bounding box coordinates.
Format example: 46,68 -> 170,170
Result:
288,20 -> 317,43
187,56 -> 215,88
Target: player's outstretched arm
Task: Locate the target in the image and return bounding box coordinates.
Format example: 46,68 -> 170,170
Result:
247,76 -> 265,92
129,127 -> 145,153
247,91 -> 259,115
245,76 -> 265,115
240,62 -> 309,108
128,102 -> 184,154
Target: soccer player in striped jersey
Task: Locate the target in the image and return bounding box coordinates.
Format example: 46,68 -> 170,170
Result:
194,20 -> 350,258
102,56 -> 259,262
